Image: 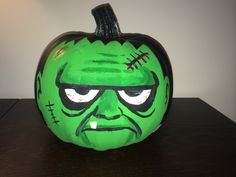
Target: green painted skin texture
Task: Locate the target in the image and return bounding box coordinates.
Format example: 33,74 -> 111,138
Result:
36,37 -> 170,151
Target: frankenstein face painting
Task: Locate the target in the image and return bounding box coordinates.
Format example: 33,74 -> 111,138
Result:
36,37 -> 170,151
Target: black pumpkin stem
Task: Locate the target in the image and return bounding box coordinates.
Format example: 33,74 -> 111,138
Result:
92,3 -> 121,39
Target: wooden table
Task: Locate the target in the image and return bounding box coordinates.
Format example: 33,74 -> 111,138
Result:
0,99 -> 18,120
0,98 -> 235,177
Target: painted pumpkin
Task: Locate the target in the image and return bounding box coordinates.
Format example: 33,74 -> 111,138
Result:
35,4 -> 173,151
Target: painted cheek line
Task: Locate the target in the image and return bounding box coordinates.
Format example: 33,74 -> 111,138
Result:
135,109 -> 155,118
61,108 -> 87,117
118,107 -> 142,136
118,105 -> 155,119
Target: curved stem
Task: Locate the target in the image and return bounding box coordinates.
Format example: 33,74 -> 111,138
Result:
92,3 -> 121,38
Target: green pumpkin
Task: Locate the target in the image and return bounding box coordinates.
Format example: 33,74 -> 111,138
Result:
35,4 -> 173,151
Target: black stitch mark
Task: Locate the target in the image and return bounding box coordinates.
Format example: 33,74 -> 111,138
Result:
45,101 -> 60,125
125,50 -> 150,70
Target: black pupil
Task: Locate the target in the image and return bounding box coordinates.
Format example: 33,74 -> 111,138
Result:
75,88 -> 90,95
124,89 -> 143,97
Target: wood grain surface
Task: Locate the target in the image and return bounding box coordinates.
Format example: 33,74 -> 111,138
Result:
0,99 -> 18,120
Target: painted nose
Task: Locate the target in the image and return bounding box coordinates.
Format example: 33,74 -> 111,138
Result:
95,90 -> 121,120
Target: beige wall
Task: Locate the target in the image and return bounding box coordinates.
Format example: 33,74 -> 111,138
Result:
0,0 -> 235,122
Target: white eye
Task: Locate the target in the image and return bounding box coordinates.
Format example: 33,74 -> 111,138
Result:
118,89 -> 151,105
65,88 -> 99,103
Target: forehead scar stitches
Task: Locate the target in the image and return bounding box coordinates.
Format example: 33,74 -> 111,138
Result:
125,50 -> 150,70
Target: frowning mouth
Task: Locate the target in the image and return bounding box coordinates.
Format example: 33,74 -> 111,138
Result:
74,106 -> 142,137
